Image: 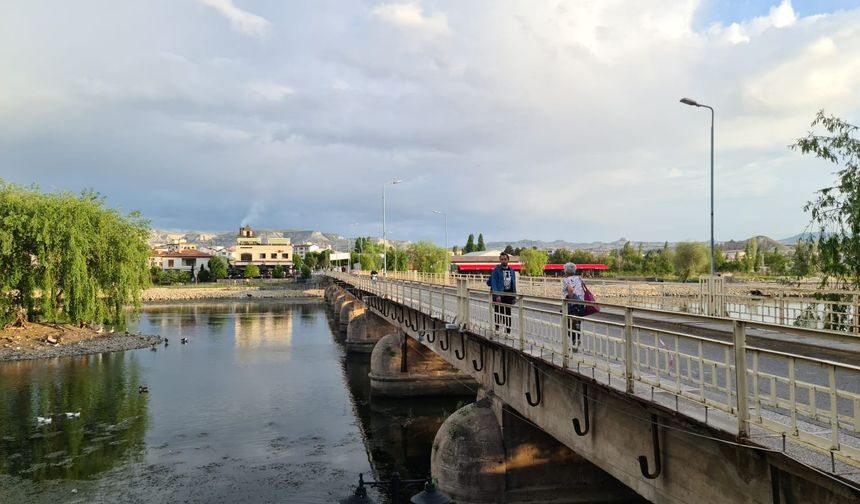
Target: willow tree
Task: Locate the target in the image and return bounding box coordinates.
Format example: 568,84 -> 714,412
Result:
791,111 -> 860,288
0,182 -> 151,327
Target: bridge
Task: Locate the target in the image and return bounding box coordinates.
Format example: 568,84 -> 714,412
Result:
326,272 -> 860,503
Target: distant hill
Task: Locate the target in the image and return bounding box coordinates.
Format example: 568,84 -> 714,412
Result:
719,235 -> 789,252
779,232 -> 826,245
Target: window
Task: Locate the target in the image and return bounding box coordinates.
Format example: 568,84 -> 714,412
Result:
167,259 -> 174,267
259,253 -> 266,259
281,253 -> 289,259
183,259 -> 194,266
270,253 -> 277,259
240,253 -> 252,261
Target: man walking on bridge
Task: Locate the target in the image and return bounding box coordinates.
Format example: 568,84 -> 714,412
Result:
489,252 -> 517,334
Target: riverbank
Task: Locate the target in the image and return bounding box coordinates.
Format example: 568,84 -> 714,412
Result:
0,323 -> 161,362
141,285 -> 325,302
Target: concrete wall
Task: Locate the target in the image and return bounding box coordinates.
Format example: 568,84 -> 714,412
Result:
346,311 -> 393,353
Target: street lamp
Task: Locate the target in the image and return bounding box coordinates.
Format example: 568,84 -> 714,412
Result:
350,222 -> 360,271
680,97 -> 715,277
382,180 -> 402,275
432,210 -> 448,278
340,473 -> 451,504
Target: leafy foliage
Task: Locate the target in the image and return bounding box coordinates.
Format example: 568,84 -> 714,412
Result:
519,248 -> 548,276
476,233 -> 486,251
244,264 -> 260,278
406,241 -> 447,273
272,265 -> 285,278
464,234 -> 476,253
673,242 -> 708,281
791,111 -> 860,287
208,256 -> 228,280
0,181 -> 151,326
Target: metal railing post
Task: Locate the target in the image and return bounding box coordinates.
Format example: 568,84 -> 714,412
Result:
561,302 -> 569,369
625,307 -> 634,393
456,279 -> 469,329
733,320 -> 749,438
518,295 -> 525,351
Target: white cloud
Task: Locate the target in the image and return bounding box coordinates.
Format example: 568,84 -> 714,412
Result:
710,0 -> 798,44
246,81 -> 295,102
2,0 -> 860,243
373,3 -> 450,36
197,0 -> 270,38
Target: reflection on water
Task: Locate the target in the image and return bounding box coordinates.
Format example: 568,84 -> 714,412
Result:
0,354 -> 147,480
0,300 -> 474,504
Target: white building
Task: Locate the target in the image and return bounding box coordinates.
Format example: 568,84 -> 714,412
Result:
293,242 -> 330,259
152,250 -> 213,274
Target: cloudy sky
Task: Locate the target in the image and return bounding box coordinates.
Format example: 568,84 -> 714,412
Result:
2,1 -> 859,246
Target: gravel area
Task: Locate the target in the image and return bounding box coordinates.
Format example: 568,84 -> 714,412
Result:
0,331 -> 161,362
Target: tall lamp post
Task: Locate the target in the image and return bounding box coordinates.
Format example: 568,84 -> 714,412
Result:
350,222 -> 360,270
382,180 -> 402,275
432,210 -> 448,278
680,97 -> 715,277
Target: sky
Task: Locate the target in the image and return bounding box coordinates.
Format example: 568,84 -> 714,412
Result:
1,0 -> 859,246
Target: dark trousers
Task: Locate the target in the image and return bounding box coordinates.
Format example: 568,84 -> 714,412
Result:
567,303 -> 584,346
494,295 -> 515,333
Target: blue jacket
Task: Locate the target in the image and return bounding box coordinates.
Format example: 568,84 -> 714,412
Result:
488,265 -> 517,295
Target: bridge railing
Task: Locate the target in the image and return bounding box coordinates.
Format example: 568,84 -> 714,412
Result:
373,271 -> 860,335
331,272 -> 860,468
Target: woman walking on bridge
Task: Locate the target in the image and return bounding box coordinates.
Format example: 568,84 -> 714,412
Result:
562,262 -> 585,351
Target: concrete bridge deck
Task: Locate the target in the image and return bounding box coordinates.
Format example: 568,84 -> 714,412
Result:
328,272 -> 860,503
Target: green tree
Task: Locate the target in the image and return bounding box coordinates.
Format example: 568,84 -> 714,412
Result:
477,233 -> 486,251
570,249 -> 598,265
150,266 -> 165,285
464,234 -> 476,253
790,241 -> 818,278
407,241 -> 447,273
300,264 -> 312,279
208,257 -> 228,280
319,249 -> 331,269
549,248 -> 572,264
519,248 -> 548,276
197,264 -> 212,283
0,182 -> 150,327
791,111 -> 860,287
763,251 -> 787,275
304,252 -> 319,270
293,254 -> 304,271
619,242 -> 641,273
503,244 -> 514,255
272,265 -> 285,278
673,242 -> 708,281
244,264 -> 260,278
745,238 -> 758,273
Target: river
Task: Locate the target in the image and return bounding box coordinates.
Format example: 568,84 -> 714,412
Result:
0,300 -> 469,503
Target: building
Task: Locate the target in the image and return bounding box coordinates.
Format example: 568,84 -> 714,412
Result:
152,250 -> 213,275
231,225 -> 294,277
293,242 -> 330,260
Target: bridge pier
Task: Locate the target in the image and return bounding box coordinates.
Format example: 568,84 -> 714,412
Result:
338,299 -> 364,332
346,311 -> 393,353
369,331 -> 476,397
432,390 -> 645,504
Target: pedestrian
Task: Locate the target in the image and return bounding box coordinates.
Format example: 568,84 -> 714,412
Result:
562,262 -> 585,351
489,252 -> 517,334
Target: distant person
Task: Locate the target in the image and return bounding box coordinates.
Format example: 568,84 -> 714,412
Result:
489,252 -> 517,333
370,270 -> 378,281
562,262 -> 585,350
